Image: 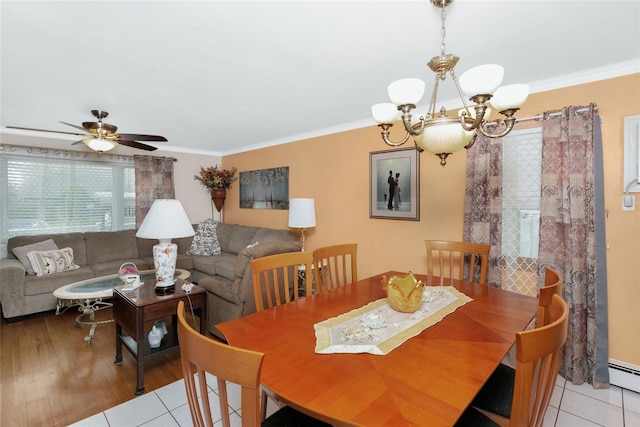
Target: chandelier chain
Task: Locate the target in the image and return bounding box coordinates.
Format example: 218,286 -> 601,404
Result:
440,6 -> 447,56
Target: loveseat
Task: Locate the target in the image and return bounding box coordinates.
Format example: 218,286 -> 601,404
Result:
0,222 -> 300,336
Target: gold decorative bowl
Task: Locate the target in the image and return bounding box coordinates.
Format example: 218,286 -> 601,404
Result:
381,272 -> 425,313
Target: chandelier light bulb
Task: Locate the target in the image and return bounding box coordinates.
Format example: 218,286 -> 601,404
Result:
458,64 -> 504,97
372,103 -> 402,124
415,120 -> 476,156
490,84 -> 530,112
387,78 -> 425,106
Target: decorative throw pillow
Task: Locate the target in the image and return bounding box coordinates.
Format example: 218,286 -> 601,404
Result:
26,247 -> 80,277
12,239 -> 59,275
186,219 -> 221,256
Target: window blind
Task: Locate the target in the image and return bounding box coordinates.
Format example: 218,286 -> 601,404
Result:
0,147 -> 135,251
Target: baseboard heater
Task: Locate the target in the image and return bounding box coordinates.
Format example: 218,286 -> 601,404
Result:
608,359 -> 640,393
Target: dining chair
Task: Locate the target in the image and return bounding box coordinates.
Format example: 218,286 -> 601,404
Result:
177,301 -> 330,427
456,294 -> 569,427
425,240 -> 491,285
251,251 -> 313,311
250,251 -> 315,416
312,243 -> 358,293
538,267 -> 563,327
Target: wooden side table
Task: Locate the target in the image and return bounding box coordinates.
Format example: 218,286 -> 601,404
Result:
113,278 -> 206,395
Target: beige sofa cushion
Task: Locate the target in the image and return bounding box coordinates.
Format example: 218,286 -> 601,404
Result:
12,239 -> 58,275
85,230 -> 138,264
8,233 -> 87,266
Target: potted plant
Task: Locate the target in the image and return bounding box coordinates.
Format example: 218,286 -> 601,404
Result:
194,165 -> 238,211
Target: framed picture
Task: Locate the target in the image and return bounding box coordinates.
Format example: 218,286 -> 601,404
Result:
370,148 -> 420,220
239,166 -> 289,209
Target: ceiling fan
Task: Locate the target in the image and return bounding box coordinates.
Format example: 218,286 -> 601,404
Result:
6,109 -> 166,152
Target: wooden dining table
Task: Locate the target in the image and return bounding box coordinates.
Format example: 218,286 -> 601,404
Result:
216,271 -> 538,426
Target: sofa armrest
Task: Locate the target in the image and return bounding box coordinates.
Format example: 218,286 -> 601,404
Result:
234,240 -> 302,307
0,258 -> 27,318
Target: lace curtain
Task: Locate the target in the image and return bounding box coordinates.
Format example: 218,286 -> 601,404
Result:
134,156 -> 175,228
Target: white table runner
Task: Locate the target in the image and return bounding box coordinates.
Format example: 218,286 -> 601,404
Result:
314,286 -> 472,355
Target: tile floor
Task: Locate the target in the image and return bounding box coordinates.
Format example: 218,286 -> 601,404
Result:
70,374 -> 640,427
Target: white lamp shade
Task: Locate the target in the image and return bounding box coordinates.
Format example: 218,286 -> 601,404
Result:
490,84 -> 530,111
414,121 -> 476,155
136,199 -> 195,242
387,78 -> 425,106
288,198 -> 316,228
371,103 -> 401,124
82,137 -> 116,152
459,64 -> 504,96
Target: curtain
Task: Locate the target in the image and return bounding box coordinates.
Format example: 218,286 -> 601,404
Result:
463,125 -> 506,288
134,156 -> 175,228
538,103 -> 609,387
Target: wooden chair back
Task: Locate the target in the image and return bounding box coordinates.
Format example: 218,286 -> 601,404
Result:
510,294 -> 569,426
312,243 -> 358,293
251,251 -> 313,311
538,267 -> 563,327
177,301 -> 264,427
425,240 -> 491,285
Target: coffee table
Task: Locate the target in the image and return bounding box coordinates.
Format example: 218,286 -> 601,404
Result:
53,269 -> 190,343
112,279 -> 206,395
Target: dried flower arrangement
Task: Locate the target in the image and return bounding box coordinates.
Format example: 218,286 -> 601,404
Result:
194,165 -> 238,190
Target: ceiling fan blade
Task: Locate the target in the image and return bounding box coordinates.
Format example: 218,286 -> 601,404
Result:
118,133 -> 167,142
6,125 -> 85,136
117,140 -> 158,151
60,121 -> 90,132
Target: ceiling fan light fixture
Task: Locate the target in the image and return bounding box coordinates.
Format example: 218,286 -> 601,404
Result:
82,137 -> 116,152
370,0 -> 526,166
6,109 -> 164,152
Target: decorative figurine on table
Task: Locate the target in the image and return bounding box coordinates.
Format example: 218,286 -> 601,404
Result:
381,272 -> 425,313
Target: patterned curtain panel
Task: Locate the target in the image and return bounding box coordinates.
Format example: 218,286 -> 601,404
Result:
134,156 -> 176,228
538,103 -> 608,387
463,126 -> 505,288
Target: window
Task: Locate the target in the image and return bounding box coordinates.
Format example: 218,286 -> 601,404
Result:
500,128 -> 543,296
0,147 -> 135,255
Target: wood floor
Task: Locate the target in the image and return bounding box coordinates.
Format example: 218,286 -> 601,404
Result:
0,307 -> 186,427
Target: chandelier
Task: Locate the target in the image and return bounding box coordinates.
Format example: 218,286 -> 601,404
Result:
371,0 -> 529,166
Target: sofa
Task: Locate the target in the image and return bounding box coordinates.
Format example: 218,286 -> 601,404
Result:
0,222 -> 301,336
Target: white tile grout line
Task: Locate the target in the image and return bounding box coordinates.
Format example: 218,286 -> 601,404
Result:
86,376 -> 640,427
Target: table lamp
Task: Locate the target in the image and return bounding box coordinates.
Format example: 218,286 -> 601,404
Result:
136,199 -> 194,289
288,198 -> 316,251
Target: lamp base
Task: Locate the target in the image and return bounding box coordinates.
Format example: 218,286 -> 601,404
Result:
155,285 -> 175,296
152,242 -> 178,287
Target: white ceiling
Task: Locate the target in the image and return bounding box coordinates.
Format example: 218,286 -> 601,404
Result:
1,1 -> 639,156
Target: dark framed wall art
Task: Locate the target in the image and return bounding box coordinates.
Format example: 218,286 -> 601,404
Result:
239,166 -> 289,209
370,148 -> 420,220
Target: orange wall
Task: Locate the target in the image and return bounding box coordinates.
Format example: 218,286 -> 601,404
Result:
222,73 -> 640,366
